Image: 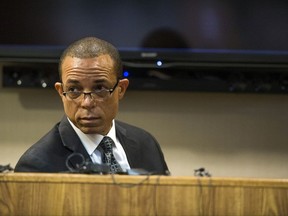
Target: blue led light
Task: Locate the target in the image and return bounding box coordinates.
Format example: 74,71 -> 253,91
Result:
156,60 -> 163,66
123,71 -> 129,77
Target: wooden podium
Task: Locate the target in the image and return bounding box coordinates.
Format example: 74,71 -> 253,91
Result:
1,173 -> 288,216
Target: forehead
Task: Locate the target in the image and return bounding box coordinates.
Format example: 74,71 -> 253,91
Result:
61,55 -> 116,80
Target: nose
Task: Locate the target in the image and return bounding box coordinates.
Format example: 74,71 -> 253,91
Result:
81,93 -> 95,108
83,92 -> 94,100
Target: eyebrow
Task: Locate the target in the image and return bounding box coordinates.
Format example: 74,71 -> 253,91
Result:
65,79 -> 80,84
65,79 -> 109,85
93,79 -> 107,84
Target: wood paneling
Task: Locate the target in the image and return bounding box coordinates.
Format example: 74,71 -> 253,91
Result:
1,173 -> 288,216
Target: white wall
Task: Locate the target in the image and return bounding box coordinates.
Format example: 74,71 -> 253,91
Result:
1,86 -> 288,178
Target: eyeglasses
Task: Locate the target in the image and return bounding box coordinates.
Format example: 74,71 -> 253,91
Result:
62,80 -> 119,102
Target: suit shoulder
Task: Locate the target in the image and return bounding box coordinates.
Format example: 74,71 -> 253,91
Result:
115,120 -> 153,136
14,122 -> 64,172
115,120 -> 160,146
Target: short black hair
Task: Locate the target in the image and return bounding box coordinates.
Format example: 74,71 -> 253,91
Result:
59,37 -> 123,81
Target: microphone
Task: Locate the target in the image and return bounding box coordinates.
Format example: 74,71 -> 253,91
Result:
65,153 -> 166,176
65,153 -> 109,174
0,164 -> 13,173
194,167 -> 212,177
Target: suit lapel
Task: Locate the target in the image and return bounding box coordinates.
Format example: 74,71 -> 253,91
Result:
58,116 -> 92,169
115,121 -> 142,168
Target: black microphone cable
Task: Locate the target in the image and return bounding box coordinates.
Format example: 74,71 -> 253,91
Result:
65,152 -> 109,174
194,167 -> 213,216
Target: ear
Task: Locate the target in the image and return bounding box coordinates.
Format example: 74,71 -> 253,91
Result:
55,82 -> 64,98
118,79 -> 129,99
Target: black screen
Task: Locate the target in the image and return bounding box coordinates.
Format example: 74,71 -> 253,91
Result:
1,1 -> 288,92
1,1 -> 288,50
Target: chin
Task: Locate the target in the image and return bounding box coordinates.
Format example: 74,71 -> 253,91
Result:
80,127 -> 104,135
83,130 -> 100,134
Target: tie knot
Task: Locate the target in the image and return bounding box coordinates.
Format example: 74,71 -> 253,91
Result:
99,136 -> 113,153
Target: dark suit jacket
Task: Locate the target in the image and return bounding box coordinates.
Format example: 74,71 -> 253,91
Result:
15,116 -> 169,175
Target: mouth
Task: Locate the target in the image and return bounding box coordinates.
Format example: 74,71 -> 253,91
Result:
79,117 -> 101,125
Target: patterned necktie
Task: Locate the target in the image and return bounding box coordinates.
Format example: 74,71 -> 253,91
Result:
98,136 -> 122,174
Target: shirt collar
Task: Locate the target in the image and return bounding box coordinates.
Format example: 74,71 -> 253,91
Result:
67,117 -> 117,156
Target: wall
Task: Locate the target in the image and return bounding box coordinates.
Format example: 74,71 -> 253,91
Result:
1,82 -> 288,178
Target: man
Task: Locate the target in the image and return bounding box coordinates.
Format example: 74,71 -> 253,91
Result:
15,37 -> 169,175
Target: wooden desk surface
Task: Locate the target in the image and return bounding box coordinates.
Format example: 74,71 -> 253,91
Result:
1,173 -> 288,216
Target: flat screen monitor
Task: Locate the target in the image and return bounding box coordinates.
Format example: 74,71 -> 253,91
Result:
1,1 -> 288,92
0,0 -> 288,63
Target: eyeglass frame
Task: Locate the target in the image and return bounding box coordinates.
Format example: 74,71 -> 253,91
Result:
61,79 -> 119,101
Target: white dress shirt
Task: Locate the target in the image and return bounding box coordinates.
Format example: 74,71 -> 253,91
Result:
67,118 -> 130,171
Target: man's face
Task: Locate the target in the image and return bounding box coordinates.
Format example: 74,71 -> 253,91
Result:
55,55 -> 128,135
